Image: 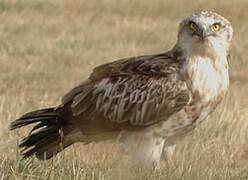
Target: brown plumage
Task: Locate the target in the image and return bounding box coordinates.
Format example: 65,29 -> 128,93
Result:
10,11 -> 233,164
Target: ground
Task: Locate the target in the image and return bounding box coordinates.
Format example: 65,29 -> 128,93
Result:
1,0 -> 248,179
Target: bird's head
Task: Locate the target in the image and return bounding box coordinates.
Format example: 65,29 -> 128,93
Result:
176,11 -> 233,58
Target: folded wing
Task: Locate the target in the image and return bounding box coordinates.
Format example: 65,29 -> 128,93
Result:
62,52 -> 190,127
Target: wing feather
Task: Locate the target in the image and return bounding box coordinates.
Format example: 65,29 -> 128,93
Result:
62,51 -> 190,126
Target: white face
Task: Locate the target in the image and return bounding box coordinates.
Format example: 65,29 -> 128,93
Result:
177,11 -> 233,57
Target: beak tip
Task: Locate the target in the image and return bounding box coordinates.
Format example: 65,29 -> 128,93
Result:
199,29 -> 207,40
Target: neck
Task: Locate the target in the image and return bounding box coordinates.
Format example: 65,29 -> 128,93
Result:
173,44 -> 229,103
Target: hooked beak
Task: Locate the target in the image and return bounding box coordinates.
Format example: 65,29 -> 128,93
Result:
196,27 -> 208,40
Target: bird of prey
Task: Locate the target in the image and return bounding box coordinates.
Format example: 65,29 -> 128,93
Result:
10,11 -> 233,164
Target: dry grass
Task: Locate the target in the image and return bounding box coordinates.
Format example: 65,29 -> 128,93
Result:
1,0 -> 248,179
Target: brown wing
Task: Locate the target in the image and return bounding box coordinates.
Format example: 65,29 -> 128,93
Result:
61,52 -> 189,126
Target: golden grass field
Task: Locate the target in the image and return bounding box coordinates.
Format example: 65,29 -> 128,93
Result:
1,0 -> 248,179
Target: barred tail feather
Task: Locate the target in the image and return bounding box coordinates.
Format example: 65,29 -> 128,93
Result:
10,108 -> 74,160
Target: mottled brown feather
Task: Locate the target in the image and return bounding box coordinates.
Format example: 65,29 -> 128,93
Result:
62,51 -> 190,127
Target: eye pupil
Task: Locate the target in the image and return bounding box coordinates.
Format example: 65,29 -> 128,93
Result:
213,24 -> 220,31
189,22 -> 196,30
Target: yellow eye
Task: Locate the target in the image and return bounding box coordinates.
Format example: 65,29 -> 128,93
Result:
212,23 -> 220,31
189,22 -> 197,31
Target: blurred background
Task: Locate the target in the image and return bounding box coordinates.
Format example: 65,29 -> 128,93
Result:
0,0 -> 248,179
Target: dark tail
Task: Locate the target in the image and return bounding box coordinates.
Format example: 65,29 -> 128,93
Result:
10,108 -> 74,160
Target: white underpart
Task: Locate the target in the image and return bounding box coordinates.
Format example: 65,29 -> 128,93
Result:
191,56 -> 228,102
158,41 -> 229,158
119,128 -> 165,165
